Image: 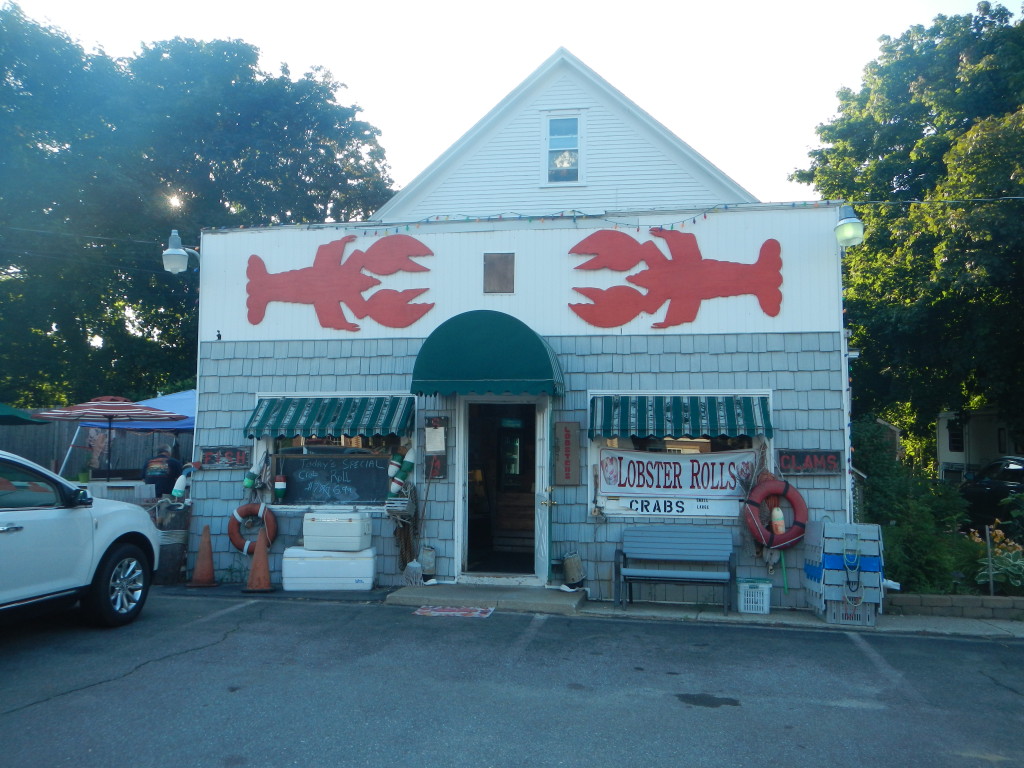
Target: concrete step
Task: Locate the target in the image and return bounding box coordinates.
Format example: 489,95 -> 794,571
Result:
386,584 -> 586,615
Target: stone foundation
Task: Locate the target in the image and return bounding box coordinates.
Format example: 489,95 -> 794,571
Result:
884,594 -> 1024,621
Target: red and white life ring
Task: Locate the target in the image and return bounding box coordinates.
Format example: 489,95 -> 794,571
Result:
743,479 -> 808,550
228,502 -> 278,555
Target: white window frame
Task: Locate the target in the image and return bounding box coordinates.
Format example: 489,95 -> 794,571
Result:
542,111 -> 585,186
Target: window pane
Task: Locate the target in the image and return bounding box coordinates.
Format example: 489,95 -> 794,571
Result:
0,462 -> 59,508
484,253 -> 514,293
549,118 -> 578,137
547,117 -> 579,183
548,150 -> 578,182
549,150 -> 578,170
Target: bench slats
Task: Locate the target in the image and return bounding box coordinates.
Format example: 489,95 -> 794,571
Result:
620,567 -> 731,582
615,525 -> 735,613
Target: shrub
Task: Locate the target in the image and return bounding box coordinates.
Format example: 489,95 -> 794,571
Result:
852,417 -> 970,593
970,522 -> 1024,596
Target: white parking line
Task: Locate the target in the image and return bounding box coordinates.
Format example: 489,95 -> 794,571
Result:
185,600 -> 259,625
505,613 -> 548,663
847,631 -> 929,707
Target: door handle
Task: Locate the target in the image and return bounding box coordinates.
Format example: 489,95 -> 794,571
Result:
540,499 -> 557,506
0,524 -> 24,533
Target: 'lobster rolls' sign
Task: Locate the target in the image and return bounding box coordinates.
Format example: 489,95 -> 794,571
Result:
598,449 -> 755,499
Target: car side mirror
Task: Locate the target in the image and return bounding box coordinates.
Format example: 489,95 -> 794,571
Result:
72,488 -> 94,507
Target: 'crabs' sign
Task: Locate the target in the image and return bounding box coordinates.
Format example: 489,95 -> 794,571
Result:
245,235 -> 434,331
568,229 -> 783,328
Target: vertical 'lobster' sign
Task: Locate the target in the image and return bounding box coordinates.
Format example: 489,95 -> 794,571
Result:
568,229 -> 783,328
246,235 -> 435,331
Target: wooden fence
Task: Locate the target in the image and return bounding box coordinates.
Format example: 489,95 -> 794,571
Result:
0,415 -> 193,480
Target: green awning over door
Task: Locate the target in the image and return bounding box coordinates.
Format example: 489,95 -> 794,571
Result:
411,310 -> 564,396
588,395 -> 773,440
245,396 -> 415,439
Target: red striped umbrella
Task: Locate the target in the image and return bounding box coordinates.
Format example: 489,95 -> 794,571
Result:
37,396 -> 187,476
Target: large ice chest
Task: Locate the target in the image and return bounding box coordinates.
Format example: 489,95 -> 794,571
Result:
302,511 -> 372,551
282,546 -> 376,591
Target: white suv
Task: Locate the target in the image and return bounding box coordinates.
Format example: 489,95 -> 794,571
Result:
0,449 -> 161,626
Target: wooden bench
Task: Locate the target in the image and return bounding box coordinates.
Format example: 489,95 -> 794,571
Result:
614,525 -> 736,613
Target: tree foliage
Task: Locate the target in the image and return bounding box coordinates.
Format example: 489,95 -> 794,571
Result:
794,2 -> 1024,452
851,417 -> 971,592
0,3 -> 393,406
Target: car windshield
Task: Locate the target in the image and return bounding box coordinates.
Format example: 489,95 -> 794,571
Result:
996,460 -> 1024,483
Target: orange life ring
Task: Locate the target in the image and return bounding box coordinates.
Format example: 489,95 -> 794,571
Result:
228,502 -> 278,555
743,479 -> 807,550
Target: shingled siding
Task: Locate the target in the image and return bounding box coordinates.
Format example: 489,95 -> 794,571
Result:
190,330 -> 848,605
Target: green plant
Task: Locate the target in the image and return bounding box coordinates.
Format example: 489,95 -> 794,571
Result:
996,494 -> 1024,544
852,416 -> 970,593
976,551 -> 1024,595
971,521 -> 1024,595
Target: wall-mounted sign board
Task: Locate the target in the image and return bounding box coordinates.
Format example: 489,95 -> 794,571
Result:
200,446 -> 251,469
274,454 -> 390,504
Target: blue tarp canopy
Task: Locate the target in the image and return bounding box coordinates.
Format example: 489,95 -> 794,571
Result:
82,389 -> 195,432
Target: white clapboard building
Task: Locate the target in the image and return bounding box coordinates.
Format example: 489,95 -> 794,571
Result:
186,49 -> 855,608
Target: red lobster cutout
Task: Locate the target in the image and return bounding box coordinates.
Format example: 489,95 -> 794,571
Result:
246,234 -> 434,331
569,229 -> 783,328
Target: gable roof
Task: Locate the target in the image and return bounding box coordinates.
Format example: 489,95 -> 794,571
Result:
371,48 -> 757,223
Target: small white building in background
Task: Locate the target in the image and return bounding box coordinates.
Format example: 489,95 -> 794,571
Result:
937,409 -> 1022,482
186,48 -> 856,608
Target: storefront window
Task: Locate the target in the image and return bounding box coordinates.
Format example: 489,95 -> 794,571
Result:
587,393 -> 771,518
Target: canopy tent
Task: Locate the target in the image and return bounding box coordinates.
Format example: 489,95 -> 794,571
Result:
81,389 -> 195,432
48,391 -> 194,478
0,402 -> 50,426
39,396 -> 187,477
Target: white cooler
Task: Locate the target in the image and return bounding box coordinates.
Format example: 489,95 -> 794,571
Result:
302,511 -> 372,551
282,546 -> 376,591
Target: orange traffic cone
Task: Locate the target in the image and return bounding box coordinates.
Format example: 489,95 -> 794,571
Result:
242,532 -> 274,593
187,524 -> 218,587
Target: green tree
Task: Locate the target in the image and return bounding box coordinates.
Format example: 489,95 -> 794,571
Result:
794,1 -> 1024,454
0,3 -> 393,406
852,417 -> 971,592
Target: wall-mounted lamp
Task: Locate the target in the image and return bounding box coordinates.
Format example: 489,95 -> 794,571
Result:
162,230 -> 200,274
834,205 -> 865,248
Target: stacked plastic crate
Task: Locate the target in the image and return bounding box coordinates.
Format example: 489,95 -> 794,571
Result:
802,521 -> 884,626
281,511 -> 376,591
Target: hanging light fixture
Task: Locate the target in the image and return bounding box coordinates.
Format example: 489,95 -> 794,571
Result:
834,205 -> 865,248
162,229 -> 200,274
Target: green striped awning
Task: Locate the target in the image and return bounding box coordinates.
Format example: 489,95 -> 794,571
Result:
588,395 -> 773,440
245,396 -> 415,439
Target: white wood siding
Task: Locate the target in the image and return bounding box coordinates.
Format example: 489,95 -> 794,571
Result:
375,59 -> 755,223
199,206 -> 841,343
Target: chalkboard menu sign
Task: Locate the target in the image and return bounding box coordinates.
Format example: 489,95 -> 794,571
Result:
274,454 -> 390,505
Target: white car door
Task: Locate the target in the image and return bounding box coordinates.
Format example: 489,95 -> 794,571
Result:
0,459 -> 93,605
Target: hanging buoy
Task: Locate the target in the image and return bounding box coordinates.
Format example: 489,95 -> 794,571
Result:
387,453 -> 403,478
743,479 -> 808,550
771,506 -> 785,535
399,448 -> 416,477
171,473 -> 188,498
228,502 -> 278,555
273,474 -> 287,501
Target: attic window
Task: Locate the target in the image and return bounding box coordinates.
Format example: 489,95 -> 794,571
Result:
547,116 -> 579,183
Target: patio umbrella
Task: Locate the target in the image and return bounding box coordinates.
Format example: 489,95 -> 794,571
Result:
36,396 -> 187,476
0,402 -> 50,426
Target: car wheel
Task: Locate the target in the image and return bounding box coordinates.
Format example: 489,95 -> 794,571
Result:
82,543 -> 152,627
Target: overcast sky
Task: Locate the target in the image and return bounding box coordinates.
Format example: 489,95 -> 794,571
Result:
12,0 -> 992,202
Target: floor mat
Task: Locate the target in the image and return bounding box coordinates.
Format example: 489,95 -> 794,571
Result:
413,606 -> 494,618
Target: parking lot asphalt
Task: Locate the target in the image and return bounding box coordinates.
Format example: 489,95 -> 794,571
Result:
154,583 -> 1024,639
